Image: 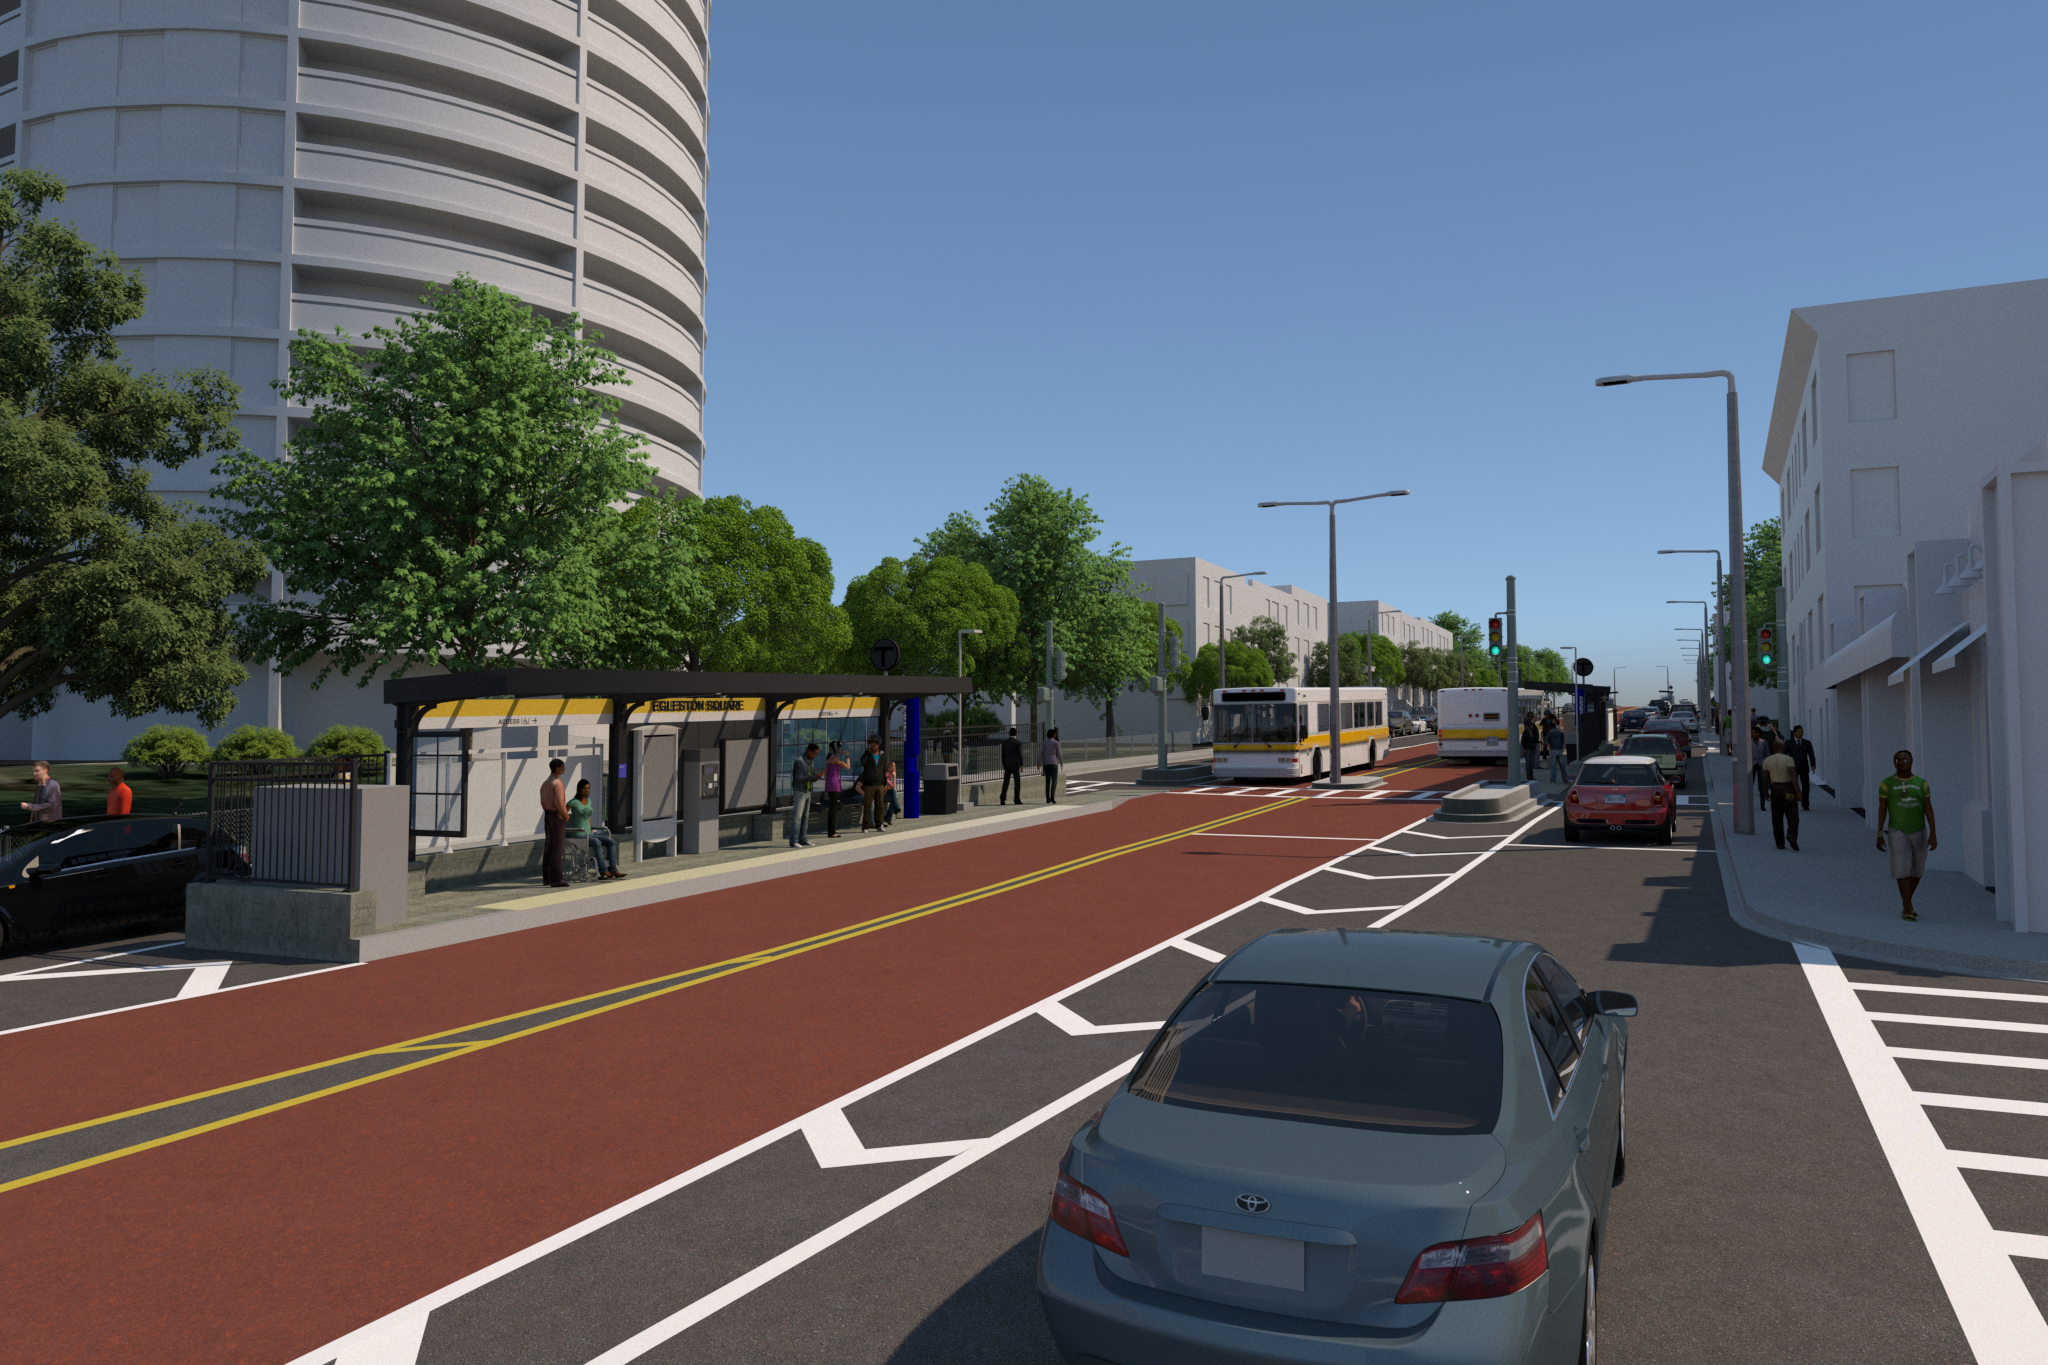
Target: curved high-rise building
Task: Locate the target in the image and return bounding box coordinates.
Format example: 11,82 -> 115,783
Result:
4,0 -> 706,495
0,0 -> 707,756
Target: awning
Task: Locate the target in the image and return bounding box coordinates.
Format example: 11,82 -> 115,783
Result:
1930,625 -> 1988,675
1888,621 -> 1973,686
1820,614 -> 1905,690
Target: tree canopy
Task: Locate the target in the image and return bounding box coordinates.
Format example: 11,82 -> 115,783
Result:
1231,615 -> 1297,684
216,274 -> 695,684
1735,515 -> 1782,685
1181,640 -> 1273,701
839,553 -> 1019,678
0,169 -> 265,725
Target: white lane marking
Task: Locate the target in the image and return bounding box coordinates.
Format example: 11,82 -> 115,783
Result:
0,962 -> 359,1038
581,1061 -> 1138,1365
0,962 -> 234,980
1190,833 -> 1390,841
1916,1092 -> 2048,1117
1867,1013 -> 2048,1036
1502,844 -> 1716,854
2001,1232 -> 2048,1260
1036,1000 -> 1163,1037
1856,983 -> 2048,1004
1261,895 -> 1403,917
175,963 -> 232,998
1796,942 -> 2048,1364
1952,1151 -> 2048,1178
1368,806 -> 1557,929
1397,829 -> 1510,840
289,812 -> 1442,1365
1889,1048 -> 2048,1072
797,1107 -> 976,1169
0,939 -> 192,977
1324,868 -> 1448,882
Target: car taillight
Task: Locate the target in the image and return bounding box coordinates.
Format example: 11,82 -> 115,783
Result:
1650,790 -> 1664,804
1050,1170 -> 1129,1256
1395,1212 -> 1547,1303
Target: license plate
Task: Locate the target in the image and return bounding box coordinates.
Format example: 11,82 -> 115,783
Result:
1604,794 -> 1626,804
1200,1225 -> 1305,1291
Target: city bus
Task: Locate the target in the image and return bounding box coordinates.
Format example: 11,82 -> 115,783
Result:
1210,686 -> 1392,782
1435,686 -> 1546,764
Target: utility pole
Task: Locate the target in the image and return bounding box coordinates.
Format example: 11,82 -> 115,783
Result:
1154,604 -> 1173,775
1504,575 -> 1520,784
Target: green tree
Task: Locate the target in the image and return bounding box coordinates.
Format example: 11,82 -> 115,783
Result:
216,274 -> 690,684
840,554 -> 1019,679
614,493 -> 844,672
1181,640 -> 1273,701
122,724 -> 212,778
0,169 -> 265,725
1231,615 -> 1297,684
1304,634 -> 1366,688
914,475 -> 1150,721
306,724 -> 387,758
213,724 -> 298,759
1361,632 -> 1405,687
1430,611 -> 1481,654
1402,643 -> 1458,697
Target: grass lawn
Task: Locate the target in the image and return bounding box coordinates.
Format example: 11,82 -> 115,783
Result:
0,761 -> 210,829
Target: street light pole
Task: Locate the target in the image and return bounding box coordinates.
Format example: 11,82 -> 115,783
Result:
1612,665 -> 1624,702
1660,550 -> 1725,726
1259,492 -> 1410,787
1216,570 -> 1267,696
1602,372 -> 1753,834
1669,599 -> 1710,720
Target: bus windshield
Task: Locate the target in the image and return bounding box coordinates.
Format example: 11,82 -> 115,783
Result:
1216,702 -> 1303,745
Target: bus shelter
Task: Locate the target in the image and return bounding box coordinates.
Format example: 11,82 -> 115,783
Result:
384,669 -> 972,860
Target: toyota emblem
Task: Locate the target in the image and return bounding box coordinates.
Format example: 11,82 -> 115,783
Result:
1235,1194 -> 1270,1213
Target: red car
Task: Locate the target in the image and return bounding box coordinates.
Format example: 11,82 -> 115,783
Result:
1564,754 -> 1675,843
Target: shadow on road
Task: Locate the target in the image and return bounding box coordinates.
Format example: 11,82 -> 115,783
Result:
886,1231 -> 1065,1365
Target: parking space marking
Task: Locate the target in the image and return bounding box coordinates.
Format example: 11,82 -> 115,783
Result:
1868,1012 -> 2048,1036
0,961 -> 360,1038
1796,941 -> 2048,1363
1856,983 -> 2048,1004
174,964 -> 232,998
1888,1048 -> 2048,1072
1367,806 -> 1558,929
1261,895 -> 1405,917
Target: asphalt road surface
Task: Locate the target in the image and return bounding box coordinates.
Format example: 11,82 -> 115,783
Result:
3,744 -> 2041,1364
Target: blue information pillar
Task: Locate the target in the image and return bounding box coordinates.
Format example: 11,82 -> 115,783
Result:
904,699 -> 922,818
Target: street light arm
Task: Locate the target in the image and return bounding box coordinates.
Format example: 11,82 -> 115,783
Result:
1257,491 -> 1409,508
1596,370 -> 1736,394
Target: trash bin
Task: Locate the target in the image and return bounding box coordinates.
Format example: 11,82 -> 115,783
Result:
923,762 -> 961,816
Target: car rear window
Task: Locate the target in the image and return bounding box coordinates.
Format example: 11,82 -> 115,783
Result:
1620,736 -> 1676,754
1128,981 -> 1503,1134
1577,762 -> 1662,786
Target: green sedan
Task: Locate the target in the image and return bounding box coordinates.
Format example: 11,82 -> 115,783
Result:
1616,733 -> 1686,788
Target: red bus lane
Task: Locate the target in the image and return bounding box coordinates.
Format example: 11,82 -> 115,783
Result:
1,764 -> 1468,1363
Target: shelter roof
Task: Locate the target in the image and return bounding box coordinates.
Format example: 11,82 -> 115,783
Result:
383,668 -> 972,709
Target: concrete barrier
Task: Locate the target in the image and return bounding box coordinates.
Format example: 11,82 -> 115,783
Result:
1432,781 -> 1543,825
185,881 -> 378,962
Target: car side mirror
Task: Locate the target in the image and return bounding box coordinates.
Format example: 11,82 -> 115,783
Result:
1589,990 -> 1638,1017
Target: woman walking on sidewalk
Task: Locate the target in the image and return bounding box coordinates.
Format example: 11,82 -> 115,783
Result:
1041,727 -> 1062,804
1876,750 -> 1936,921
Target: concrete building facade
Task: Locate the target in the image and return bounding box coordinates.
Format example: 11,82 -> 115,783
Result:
0,0 -> 707,759
1766,276 -> 2048,933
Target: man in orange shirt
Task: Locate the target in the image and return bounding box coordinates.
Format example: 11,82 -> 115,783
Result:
106,766 -> 133,815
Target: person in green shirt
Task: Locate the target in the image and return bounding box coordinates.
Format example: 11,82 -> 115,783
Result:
569,779 -> 623,879
1876,750 -> 1935,921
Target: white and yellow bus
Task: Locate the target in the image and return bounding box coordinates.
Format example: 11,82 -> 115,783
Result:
1435,686 -> 1546,764
1210,686 -> 1393,782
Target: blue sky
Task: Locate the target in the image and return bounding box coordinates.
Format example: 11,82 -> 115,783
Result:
703,2 -> 2048,708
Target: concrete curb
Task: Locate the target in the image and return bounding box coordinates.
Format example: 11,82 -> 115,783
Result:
1699,750 -> 2048,980
350,792 -> 1144,963
1431,782 -> 1542,825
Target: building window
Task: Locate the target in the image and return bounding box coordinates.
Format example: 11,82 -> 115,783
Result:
1813,484 -> 1822,553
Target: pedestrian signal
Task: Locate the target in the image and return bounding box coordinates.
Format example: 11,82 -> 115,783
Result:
1757,624 -> 1775,668
1487,617 -> 1503,658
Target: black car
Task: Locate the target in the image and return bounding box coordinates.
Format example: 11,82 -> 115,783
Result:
1618,708 -> 1650,734
0,814 -> 211,950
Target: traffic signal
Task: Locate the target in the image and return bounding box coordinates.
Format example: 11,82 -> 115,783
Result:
1487,617 -> 1503,658
1756,624 -> 1775,668
1164,635 -> 1181,672
1051,647 -> 1068,684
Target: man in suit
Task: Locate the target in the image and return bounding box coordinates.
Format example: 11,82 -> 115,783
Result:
999,726 -> 1025,804
1787,724 -> 1818,810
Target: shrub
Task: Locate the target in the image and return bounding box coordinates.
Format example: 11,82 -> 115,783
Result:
306,725 -> 388,759
122,724 -> 213,779
211,725 -> 300,760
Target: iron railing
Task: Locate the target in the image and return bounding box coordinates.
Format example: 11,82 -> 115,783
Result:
203,757 -> 380,886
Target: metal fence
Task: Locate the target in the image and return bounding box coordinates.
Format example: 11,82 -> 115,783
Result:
203,757 -> 380,886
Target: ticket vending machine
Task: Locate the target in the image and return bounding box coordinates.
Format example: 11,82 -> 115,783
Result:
634,728 -> 678,859
681,748 -> 720,854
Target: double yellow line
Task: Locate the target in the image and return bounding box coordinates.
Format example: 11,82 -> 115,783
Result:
0,795 -> 1304,1197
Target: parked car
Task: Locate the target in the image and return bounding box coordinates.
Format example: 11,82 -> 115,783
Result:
1039,927 -> 1634,1365
1564,754 -> 1676,842
0,814 -> 210,950
1416,706 -> 1438,733
1670,707 -> 1699,733
1618,708 -> 1650,734
1387,706 -> 1419,737
1617,733 -> 1686,788
1639,718 -> 1693,762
